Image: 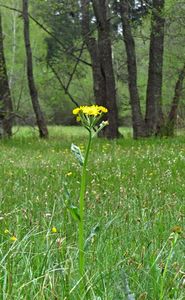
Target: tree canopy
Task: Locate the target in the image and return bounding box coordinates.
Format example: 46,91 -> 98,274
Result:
0,0 -> 184,138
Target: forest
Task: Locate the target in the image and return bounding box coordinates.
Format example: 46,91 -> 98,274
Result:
0,1 -> 185,300
0,0 -> 184,139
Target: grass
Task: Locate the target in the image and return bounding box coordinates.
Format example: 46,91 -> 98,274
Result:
0,126 -> 185,299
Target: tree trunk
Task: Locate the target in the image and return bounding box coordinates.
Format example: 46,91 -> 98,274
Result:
92,0 -> 120,139
163,62 -> 185,136
9,2 -> 17,89
23,0 -> 48,138
81,0 -> 106,107
0,13 -> 13,138
145,0 -> 165,135
120,0 -> 147,138
81,0 -> 120,138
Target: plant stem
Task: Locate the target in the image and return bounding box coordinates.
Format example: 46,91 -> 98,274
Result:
159,234 -> 178,300
78,130 -> 92,282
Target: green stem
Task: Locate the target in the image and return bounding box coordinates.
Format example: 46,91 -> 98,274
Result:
78,129 -> 92,281
159,234 -> 178,300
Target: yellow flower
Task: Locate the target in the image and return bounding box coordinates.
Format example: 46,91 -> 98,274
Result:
10,236 -> 17,242
72,105 -> 108,117
72,107 -> 81,115
51,227 -> 57,233
98,106 -> 108,113
4,229 -> 10,234
82,105 -> 99,116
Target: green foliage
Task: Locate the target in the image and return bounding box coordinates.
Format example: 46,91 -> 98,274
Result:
163,0 -> 185,111
71,143 -> 84,166
0,0 -> 185,127
68,205 -> 81,222
35,0 -> 81,61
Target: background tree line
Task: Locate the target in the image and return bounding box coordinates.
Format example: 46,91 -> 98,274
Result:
0,0 -> 185,139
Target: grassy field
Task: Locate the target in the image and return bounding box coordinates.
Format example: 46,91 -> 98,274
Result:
0,126 -> 185,300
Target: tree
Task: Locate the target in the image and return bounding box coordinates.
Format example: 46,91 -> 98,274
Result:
81,0 -> 120,138
81,0 -> 107,117
1,0 -> 184,138
0,12 -> 13,138
145,0 -> 165,135
120,0 -> 147,138
22,0 -> 48,138
163,62 -> 185,136
120,0 -> 165,137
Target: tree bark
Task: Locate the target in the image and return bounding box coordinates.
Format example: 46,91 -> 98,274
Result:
81,0 -> 120,138
92,0 -> 120,139
0,13 -> 13,138
9,1 -> 17,89
163,62 -> 185,136
145,0 -> 165,135
120,0 -> 147,138
81,0 -> 106,107
22,0 -> 48,138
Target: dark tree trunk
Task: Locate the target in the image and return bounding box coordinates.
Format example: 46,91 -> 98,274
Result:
81,0 -> 120,138
92,0 -> 120,139
81,0 -> 107,138
81,0 -> 106,107
0,13 -> 13,138
23,0 -> 48,138
145,0 -> 165,135
120,0 -> 147,138
163,62 -> 185,136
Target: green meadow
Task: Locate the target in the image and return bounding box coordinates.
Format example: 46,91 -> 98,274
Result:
0,127 -> 184,299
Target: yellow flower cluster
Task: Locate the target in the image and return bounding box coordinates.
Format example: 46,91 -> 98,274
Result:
73,105 -> 108,117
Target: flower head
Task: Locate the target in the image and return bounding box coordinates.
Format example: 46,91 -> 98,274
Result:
73,107 -> 81,115
4,229 -> 10,234
72,105 -> 108,135
10,236 -> 17,242
72,105 -> 108,117
51,227 -> 57,233
98,106 -> 108,113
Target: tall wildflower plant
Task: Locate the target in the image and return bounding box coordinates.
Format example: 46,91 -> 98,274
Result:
71,105 -> 108,292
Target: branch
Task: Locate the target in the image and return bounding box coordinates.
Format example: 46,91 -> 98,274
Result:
0,3 -> 92,67
15,60 -> 26,112
48,61 -> 79,107
66,41 -> 86,92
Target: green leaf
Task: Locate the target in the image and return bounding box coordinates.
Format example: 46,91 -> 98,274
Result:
68,205 -> 81,222
84,224 -> 100,250
71,143 -> 84,166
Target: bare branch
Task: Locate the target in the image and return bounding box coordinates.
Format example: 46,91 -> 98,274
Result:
66,42 -> 86,92
48,61 -> 79,107
0,3 -> 92,67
